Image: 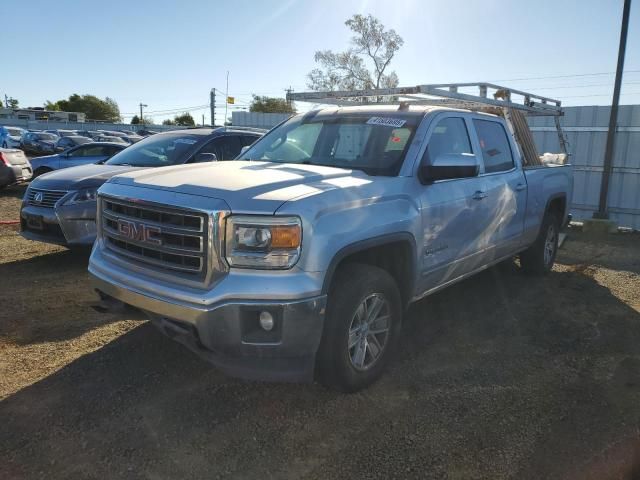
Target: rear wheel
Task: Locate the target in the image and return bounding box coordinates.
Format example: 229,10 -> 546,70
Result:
520,211 -> 560,274
317,263 -> 402,392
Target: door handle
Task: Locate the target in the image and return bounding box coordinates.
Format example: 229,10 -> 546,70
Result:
515,183 -> 527,191
472,190 -> 488,200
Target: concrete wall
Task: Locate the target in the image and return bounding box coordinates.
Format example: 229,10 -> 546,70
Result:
231,112 -> 291,129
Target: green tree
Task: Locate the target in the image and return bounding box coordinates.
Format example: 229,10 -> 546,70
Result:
45,94 -> 121,122
6,97 -> 19,109
307,14 -> 403,91
173,112 -> 195,126
130,115 -> 140,124
249,95 -> 295,114
162,118 -> 175,126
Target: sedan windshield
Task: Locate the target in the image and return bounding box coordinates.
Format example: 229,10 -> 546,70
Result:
106,132 -> 203,167
7,128 -> 23,136
237,114 -> 417,176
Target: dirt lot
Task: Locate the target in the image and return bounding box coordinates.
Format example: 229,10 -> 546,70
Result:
1,183 -> 640,479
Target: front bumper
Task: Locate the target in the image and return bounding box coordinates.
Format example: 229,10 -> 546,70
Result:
20,200 -> 97,246
89,260 -> 327,383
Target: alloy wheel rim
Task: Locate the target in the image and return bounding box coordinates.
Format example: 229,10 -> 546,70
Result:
347,293 -> 391,371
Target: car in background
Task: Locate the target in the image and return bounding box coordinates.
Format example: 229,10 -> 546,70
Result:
20,131 -> 58,155
136,129 -> 158,136
20,126 -> 265,246
55,135 -> 93,152
0,126 -> 26,148
29,142 -> 126,178
0,148 -> 32,188
76,130 -> 104,139
94,135 -> 128,145
43,129 -> 77,138
120,134 -> 143,144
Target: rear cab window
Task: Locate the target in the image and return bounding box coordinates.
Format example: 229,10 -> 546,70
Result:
473,119 -> 515,173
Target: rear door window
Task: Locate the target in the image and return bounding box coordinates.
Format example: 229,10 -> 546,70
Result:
472,119 -> 515,173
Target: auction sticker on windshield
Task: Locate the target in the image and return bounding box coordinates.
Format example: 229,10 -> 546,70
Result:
174,138 -> 198,145
366,117 -> 407,128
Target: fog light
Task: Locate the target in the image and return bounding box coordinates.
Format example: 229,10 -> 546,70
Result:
259,311 -> 274,331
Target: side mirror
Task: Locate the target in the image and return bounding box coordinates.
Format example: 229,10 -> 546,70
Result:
194,152 -> 218,163
419,153 -> 479,183
240,145 -> 250,155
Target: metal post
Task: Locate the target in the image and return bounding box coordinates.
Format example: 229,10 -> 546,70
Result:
594,0 -> 631,219
224,71 -> 229,126
210,88 -> 215,127
139,103 -> 147,126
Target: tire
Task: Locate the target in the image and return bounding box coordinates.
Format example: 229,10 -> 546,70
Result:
1,142 -> 6,148
317,263 -> 402,392
520,211 -> 560,275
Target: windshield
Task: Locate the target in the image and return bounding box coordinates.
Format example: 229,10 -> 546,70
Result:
238,114 -> 417,176
72,137 -> 92,145
105,132 -> 203,167
36,133 -> 57,141
7,128 -> 22,136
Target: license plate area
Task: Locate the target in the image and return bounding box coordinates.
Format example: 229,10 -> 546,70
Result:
26,214 -> 43,230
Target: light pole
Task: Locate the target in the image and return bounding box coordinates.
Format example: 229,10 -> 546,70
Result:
139,103 -> 148,126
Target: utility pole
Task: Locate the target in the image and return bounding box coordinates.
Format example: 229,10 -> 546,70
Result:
224,71 -> 229,126
4,94 -> 8,108
210,88 -> 216,127
139,103 -> 148,126
202,114 -> 205,126
285,86 -> 293,110
594,0 -> 631,219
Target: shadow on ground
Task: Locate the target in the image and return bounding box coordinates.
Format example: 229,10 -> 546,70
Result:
0,249 -> 123,345
2,261 -> 640,479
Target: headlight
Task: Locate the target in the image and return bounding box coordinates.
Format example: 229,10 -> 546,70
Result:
66,187 -> 98,205
225,215 -> 302,269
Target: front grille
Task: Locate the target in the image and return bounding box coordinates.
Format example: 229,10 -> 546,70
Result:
101,196 -> 208,277
27,188 -> 67,208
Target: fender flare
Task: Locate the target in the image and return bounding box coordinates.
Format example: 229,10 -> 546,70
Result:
321,232 -> 418,300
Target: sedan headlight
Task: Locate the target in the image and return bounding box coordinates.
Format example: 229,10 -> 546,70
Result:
66,187 -> 98,205
225,215 -> 302,269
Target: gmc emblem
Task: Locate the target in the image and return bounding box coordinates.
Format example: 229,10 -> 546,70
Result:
116,219 -> 162,245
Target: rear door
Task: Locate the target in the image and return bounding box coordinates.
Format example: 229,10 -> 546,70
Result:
417,114 -> 493,292
471,118 -> 527,259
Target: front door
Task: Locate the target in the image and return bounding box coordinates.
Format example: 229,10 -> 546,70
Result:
417,115 -> 493,293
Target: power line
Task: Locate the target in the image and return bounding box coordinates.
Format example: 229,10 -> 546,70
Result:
488,69 -> 640,83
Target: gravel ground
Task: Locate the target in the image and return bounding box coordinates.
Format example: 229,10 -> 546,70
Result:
1,183 -> 640,479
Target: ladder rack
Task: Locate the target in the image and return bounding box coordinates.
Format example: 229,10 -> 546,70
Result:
287,82 -> 563,117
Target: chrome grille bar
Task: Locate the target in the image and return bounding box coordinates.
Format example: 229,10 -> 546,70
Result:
101,196 -> 208,277
27,188 -> 68,208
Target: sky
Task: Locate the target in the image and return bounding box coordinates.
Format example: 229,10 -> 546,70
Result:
3,0 -> 639,125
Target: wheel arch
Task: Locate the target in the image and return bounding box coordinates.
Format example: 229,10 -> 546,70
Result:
322,232 -> 417,309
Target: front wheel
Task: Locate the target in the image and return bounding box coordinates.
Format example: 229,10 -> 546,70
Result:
520,211 -> 560,274
32,168 -> 52,179
317,263 -> 402,392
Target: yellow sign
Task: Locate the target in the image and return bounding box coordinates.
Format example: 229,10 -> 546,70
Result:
227,96 -> 235,104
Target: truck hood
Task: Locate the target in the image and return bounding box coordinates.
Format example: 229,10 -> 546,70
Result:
32,164 -> 143,190
107,161 -> 378,214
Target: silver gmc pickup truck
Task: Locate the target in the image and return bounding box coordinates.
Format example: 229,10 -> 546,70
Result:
89,101 -> 573,392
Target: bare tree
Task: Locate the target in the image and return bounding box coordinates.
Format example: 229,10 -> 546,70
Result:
307,14 -> 403,92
